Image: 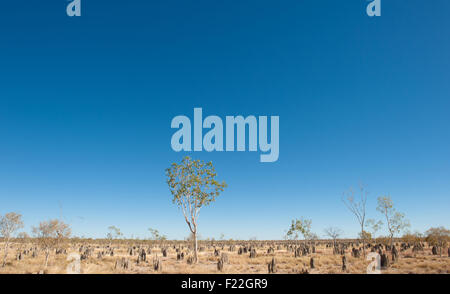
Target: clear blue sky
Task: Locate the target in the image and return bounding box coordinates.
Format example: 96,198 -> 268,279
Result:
0,1 -> 449,240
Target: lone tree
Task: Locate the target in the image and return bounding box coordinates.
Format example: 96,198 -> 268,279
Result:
106,226 -> 123,246
376,195 -> 410,247
166,156 -> 226,263
0,212 -> 24,267
324,227 -> 343,248
286,217 -> 313,244
32,219 -> 71,268
425,227 -> 450,257
342,184 -> 368,256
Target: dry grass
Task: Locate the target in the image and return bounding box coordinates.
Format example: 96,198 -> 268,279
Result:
0,242 -> 448,274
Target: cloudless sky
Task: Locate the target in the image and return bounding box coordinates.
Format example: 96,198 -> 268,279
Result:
0,1 -> 449,240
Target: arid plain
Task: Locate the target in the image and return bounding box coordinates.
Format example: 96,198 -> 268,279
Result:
1,239 -> 448,274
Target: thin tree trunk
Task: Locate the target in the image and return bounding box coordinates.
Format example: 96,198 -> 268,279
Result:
361,226 -> 366,257
44,250 -> 50,268
193,231 -> 198,263
2,241 -> 9,267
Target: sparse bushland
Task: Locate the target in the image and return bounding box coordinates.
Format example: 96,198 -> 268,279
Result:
0,237 -> 448,274
1,169 -> 447,274
32,219 -> 71,268
0,212 -> 24,267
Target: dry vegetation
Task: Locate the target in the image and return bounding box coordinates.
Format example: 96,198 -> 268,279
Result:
0,239 -> 448,274
1,162 -> 448,275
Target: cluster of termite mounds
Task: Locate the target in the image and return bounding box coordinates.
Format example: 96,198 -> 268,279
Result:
4,237 -> 449,274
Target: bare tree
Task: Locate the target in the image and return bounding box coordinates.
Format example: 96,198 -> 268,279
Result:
324,227 -> 343,248
0,212 -> 24,267
376,195 -> 410,247
32,219 -> 71,268
342,184 -> 368,256
166,156 -> 227,263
